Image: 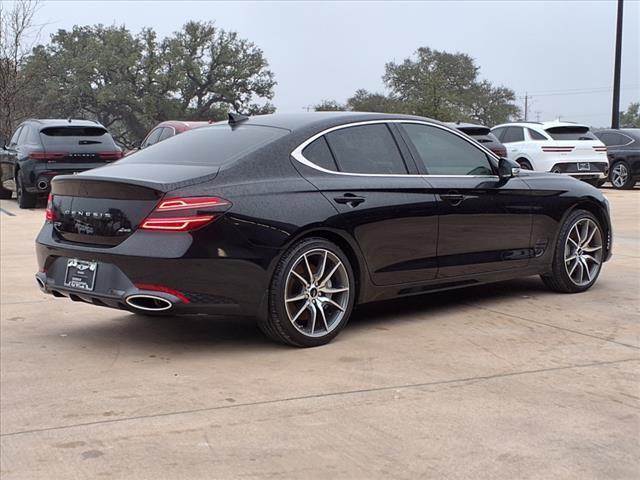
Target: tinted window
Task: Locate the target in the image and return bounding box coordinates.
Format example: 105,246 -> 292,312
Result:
458,126 -> 491,136
41,126 -> 108,136
142,128 -> 163,148
491,127 -> 507,141
527,128 -> 547,140
16,126 -> 30,145
325,124 -> 406,174
9,127 -> 23,146
302,136 -> 337,171
502,127 -> 525,143
599,132 -> 631,146
121,124 -> 288,165
545,126 -> 597,141
403,123 -> 493,176
157,127 -> 174,143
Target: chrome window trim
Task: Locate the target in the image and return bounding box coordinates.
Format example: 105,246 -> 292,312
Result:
291,119 -> 500,178
604,132 -> 634,148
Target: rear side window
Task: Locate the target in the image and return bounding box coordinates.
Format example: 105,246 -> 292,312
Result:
325,124 -> 407,174
302,136 -> 337,171
502,127 -> 524,143
121,124 -> 288,165
491,127 -> 506,141
157,127 -> 174,143
142,128 -> 163,148
545,126 -> 597,141
402,123 -> 494,176
599,132 -> 632,146
41,126 -> 108,136
527,128 -> 547,140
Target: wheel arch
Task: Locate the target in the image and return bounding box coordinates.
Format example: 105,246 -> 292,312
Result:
558,199 -> 612,259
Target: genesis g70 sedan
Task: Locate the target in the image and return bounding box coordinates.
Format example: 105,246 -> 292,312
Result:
35,112 -> 612,347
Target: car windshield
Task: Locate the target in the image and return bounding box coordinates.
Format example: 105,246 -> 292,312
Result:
545,126 -> 597,141
120,124 -> 289,165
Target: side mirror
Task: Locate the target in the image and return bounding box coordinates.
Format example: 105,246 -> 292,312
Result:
498,157 -> 520,179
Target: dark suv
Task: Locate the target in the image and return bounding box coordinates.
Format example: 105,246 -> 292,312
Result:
594,128 -> 640,189
0,119 -> 122,208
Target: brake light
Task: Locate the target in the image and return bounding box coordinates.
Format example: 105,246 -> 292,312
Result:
541,146 -> 574,153
45,194 -> 56,222
29,152 -> 66,161
139,196 -> 231,232
593,146 -> 607,153
491,147 -> 507,157
134,283 -> 190,304
98,151 -> 124,161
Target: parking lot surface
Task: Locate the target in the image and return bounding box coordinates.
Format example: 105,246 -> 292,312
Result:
1,189 -> 638,479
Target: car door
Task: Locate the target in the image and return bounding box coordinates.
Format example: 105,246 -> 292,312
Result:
398,122 -> 534,279
291,122 -> 439,286
0,126 -> 23,190
501,126 -> 526,160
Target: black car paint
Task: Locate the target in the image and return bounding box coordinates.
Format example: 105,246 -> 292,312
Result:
35,113 -> 612,319
0,119 -> 121,196
595,128 -> 640,180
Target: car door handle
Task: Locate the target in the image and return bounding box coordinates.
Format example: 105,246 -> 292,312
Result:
439,192 -> 465,206
334,193 -> 365,207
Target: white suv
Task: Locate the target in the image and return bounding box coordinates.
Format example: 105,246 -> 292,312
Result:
491,120 -> 608,185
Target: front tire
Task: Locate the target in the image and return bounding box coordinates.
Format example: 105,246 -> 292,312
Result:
258,238 -> 355,347
16,171 -> 37,208
609,160 -> 636,189
516,158 -> 533,170
541,209 -> 604,293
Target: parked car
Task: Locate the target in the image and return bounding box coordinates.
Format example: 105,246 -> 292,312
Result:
125,120 -> 212,155
446,122 -> 507,157
491,120 -> 608,186
594,128 -> 640,189
0,119 -> 122,208
36,112 -> 612,347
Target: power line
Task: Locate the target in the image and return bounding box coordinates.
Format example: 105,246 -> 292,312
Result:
516,85 -> 639,99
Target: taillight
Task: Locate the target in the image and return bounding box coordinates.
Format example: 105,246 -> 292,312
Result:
491,147 -> 507,157
541,146 -> 574,153
139,196 -> 231,232
29,152 -> 66,161
45,194 -> 56,222
134,283 -> 190,303
98,151 -> 124,161
593,146 -> 607,153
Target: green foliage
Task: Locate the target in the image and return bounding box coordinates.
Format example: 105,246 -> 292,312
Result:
22,22 -> 276,146
620,102 -> 640,128
346,89 -> 404,113
314,99 -> 346,111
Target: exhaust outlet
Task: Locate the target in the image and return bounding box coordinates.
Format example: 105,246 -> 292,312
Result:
37,179 -> 48,190
125,294 -> 173,312
35,276 -> 46,291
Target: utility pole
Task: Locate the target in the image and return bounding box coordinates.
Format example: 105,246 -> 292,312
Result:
535,111 -> 541,122
611,0 -> 624,128
524,93 -> 529,121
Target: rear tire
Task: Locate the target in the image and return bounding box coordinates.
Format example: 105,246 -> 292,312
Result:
258,237 -> 355,347
16,171 -> 37,209
516,159 -> 533,170
609,160 -> 636,189
541,209 -> 604,293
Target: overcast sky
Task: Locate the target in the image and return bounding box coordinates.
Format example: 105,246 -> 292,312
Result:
31,0 -> 640,127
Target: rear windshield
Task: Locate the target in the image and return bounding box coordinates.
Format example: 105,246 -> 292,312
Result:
121,124 -> 288,165
41,126 -> 108,136
458,126 -> 491,137
545,126 -> 597,141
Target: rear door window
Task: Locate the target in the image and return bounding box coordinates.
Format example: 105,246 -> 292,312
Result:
502,127 -> 525,143
600,132 -> 632,146
302,136 -> 338,171
325,124 -> 407,174
544,126 -> 597,141
157,127 -> 174,143
402,123 -> 494,176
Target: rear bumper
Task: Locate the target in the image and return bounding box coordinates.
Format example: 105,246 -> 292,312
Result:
35,222 -> 275,317
550,162 -> 609,179
22,161 -> 110,193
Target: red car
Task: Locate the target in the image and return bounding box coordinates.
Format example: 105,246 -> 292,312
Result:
125,120 -> 213,155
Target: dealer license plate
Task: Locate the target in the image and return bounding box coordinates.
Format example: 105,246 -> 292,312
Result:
64,259 -> 97,291
577,162 -> 590,171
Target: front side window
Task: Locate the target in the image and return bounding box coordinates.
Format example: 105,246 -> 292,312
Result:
142,128 -> 163,148
325,124 -> 407,174
502,127 -> 525,143
302,136 -> 337,171
157,127 -> 174,143
402,123 -> 494,176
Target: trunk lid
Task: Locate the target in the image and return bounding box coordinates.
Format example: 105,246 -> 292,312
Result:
50,163 -> 219,246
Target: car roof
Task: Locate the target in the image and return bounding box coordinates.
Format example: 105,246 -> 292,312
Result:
444,122 -> 489,129
236,111 -> 443,132
24,118 -> 104,127
155,120 -> 213,132
492,120 -> 589,130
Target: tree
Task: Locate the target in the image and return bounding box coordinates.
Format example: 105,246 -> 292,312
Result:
620,102 -> 640,128
346,89 -> 403,113
21,21 -> 276,146
314,99 -> 345,111
0,0 -> 42,142
382,47 -> 519,124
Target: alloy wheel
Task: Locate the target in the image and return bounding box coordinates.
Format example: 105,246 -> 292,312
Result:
284,248 -> 350,337
611,163 -> 628,188
564,218 -> 603,286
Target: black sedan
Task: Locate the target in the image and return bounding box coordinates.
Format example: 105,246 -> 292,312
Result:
35,112 -> 612,347
594,128 -> 640,189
